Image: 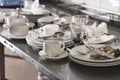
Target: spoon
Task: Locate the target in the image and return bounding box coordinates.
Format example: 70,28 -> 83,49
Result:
38,31 -> 64,39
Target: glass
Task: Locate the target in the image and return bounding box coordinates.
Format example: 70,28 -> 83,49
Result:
70,15 -> 89,43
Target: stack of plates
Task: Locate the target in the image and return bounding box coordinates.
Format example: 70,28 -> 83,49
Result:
26,28 -> 74,49
21,8 -> 51,23
69,44 -> 120,67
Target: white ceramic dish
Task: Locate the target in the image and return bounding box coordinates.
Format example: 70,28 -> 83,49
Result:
37,15 -> 59,23
69,44 -> 120,67
39,50 -> 68,60
1,30 -> 26,39
21,8 -> 50,15
54,17 -> 69,26
87,34 -> 116,44
31,8 -> 50,15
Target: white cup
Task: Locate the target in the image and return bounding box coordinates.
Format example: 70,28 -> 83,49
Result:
40,24 -> 59,36
6,16 -> 27,26
9,25 -> 29,37
43,40 -> 65,57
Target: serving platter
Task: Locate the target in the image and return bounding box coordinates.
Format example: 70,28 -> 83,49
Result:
69,44 -> 120,67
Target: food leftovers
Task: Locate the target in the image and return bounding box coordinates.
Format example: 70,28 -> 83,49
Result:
90,46 -> 120,60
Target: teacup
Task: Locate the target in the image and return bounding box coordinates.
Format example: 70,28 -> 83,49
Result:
40,24 -> 60,36
5,16 -> 27,26
9,24 -> 29,37
43,40 -> 65,57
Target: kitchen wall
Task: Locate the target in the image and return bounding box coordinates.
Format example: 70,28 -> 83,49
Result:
60,0 -> 120,12
85,0 -> 120,12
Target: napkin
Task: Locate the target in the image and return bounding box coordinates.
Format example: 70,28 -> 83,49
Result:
89,21 -> 97,29
87,22 -> 108,37
97,22 -> 108,34
85,27 -> 93,37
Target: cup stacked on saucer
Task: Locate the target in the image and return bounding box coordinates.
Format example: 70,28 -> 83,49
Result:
39,39 -> 68,60
2,15 -> 33,39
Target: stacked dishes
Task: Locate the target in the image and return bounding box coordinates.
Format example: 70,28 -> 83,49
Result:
1,16 -> 34,39
21,7 -> 51,23
26,24 -> 74,49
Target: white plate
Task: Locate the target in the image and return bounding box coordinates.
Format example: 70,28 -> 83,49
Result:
69,44 -> 120,67
37,15 -> 59,23
1,30 -> 26,39
31,8 -> 50,15
54,17 -> 69,26
39,50 -> 68,60
21,8 -> 50,15
87,34 -> 116,44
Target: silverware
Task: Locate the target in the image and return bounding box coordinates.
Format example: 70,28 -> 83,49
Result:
85,44 -> 115,59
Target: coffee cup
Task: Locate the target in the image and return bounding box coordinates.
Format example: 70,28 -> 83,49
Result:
5,16 -> 27,26
40,24 -> 59,36
9,24 -> 29,37
43,40 -> 65,57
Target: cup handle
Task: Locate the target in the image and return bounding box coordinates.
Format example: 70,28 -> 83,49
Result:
40,27 -> 44,32
60,42 -> 65,52
3,24 -> 10,31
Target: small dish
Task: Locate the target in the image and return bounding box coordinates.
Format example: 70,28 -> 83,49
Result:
37,15 -> 59,23
1,30 -> 26,39
31,8 -> 50,15
39,50 -> 68,60
54,17 -> 69,26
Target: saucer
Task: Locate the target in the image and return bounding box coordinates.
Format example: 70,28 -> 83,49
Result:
39,50 -> 68,60
54,17 -> 69,26
37,15 -> 59,23
1,30 -> 26,39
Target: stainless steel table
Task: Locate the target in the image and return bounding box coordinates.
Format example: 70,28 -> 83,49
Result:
0,23 -> 120,80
